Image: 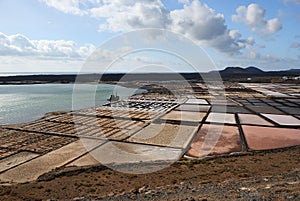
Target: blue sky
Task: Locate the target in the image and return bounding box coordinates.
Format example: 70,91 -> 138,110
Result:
0,0 -> 299,73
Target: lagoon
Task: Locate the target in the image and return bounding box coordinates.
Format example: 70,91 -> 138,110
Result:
0,84 -> 143,125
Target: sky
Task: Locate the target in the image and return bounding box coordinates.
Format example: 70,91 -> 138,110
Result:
0,0 -> 299,73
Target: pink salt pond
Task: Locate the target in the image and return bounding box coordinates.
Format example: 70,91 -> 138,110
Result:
242,125 -> 300,150
186,124 -> 242,158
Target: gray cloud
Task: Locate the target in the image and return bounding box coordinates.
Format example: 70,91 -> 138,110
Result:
290,42 -> 300,49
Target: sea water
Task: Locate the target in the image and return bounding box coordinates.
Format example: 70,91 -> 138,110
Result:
0,84 -> 144,125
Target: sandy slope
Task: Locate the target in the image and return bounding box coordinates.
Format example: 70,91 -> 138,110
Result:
0,146 -> 299,201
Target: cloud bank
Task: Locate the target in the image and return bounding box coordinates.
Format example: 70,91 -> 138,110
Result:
40,0 -> 256,55
0,32 -> 95,59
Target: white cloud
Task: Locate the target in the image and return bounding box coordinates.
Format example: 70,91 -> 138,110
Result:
169,1 -> 226,41
39,0 -> 254,55
168,1 -> 255,55
241,48 -> 281,64
90,0 -> 170,32
178,0 -> 191,5
0,32 -> 95,59
232,4 -> 282,37
39,0 -> 103,15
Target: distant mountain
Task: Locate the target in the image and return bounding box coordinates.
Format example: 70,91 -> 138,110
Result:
206,66 -> 300,80
287,69 -> 300,73
245,66 -> 265,74
218,66 -> 264,76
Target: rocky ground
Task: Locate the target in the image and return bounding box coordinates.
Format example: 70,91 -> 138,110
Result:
96,169 -> 300,201
0,146 -> 299,201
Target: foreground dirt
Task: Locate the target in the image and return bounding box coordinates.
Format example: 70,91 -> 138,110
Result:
0,147 -> 299,201
99,169 -> 300,201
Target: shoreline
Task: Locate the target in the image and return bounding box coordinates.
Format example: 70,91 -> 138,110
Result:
0,83 -> 146,126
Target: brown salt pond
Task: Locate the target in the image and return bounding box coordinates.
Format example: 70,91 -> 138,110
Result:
261,114 -> 300,126
175,104 -> 210,112
67,152 -> 100,167
0,152 -> 39,173
160,111 -> 206,122
127,123 -> 199,148
82,141 -> 183,174
186,124 -> 242,158
238,114 -> 274,126
242,125 -> 300,150
0,139 -> 104,183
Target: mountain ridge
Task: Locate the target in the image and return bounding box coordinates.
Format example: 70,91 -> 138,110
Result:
0,67 -> 299,83
218,66 -> 265,75
211,66 -> 300,77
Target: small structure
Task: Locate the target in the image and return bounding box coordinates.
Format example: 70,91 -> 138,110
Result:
107,93 -> 120,102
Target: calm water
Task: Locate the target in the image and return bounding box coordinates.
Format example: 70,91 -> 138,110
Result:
0,84 -> 144,125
